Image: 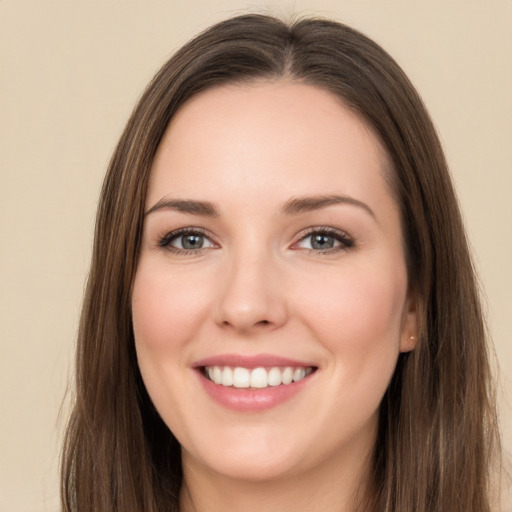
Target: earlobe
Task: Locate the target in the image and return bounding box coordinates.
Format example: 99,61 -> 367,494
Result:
400,294 -> 419,353
400,334 -> 417,353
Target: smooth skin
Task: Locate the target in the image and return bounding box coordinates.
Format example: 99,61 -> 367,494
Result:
131,81 -> 418,512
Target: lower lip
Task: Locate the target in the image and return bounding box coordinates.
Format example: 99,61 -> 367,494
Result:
197,371 -> 313,412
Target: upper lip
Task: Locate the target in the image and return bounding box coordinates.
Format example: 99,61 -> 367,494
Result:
192,353 -> 317,369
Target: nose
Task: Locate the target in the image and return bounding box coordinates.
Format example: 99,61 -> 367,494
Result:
213,250 -> 288,334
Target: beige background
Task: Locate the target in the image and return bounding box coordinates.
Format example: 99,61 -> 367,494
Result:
1,1 -> 511,510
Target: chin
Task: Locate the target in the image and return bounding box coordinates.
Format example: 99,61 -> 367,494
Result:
207,457 -> 301,483
183,437 -> 308,483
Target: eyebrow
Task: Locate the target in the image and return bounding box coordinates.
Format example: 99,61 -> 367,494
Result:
145,198 -> 220,217
145,193 -> 375,219
281,194 -> 376,219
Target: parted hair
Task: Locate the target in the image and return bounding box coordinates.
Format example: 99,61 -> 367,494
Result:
61,14 -> 500,512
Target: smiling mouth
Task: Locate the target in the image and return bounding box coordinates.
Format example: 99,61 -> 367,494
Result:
202,366 -> 316,389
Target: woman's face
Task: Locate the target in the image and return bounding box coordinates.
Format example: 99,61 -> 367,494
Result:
132,82 -> 417,483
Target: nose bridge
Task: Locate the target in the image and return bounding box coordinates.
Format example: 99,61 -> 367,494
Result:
214,241 -> 287,332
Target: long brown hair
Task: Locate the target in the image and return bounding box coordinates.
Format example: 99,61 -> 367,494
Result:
61,14 -> 500,511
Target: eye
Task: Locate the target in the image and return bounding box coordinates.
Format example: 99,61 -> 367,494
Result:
293,227 -> 354,253
158,228 -> 216,253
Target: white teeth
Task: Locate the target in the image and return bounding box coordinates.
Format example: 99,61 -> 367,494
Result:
293,368 -> 306,382
250,367 -> 268,388
205,365 -> 314,388
233,367 -> 250,388
267,367 -> 282,386
221,366 -> 233,386
212,366 -> 222,385
282,367 -> 294,385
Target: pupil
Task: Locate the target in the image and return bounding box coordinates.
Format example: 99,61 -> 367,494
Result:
312,234 -> 334,249
182,234 -> 203,250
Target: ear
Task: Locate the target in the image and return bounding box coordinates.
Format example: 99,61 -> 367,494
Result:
399,290 -> 419,353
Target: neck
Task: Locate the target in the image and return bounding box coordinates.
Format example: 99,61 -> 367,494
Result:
179,445 -> 373,512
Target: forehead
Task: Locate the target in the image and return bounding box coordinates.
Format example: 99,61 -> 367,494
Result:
147,81 -> 393,210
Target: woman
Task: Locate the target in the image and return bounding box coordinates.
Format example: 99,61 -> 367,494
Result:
61,14 -> 502,511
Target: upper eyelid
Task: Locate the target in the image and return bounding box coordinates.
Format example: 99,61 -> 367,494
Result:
156,225 -> 354,248
293,225 -> 353,241
158,227 -> 218,247
291,226 -> 355,251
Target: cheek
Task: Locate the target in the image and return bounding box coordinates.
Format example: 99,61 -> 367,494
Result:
130,259 -> 213,416
303,262 -> 408,434
295,258 -> 407,368
131,260 -> 210,354
130,259 -> 215,433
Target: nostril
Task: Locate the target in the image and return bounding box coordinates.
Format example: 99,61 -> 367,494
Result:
220,318 -> 272,330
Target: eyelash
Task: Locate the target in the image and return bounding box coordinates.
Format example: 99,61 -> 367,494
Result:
157,227 -> 216,255
292,226 -> 355,254
157,226 -> 355,255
